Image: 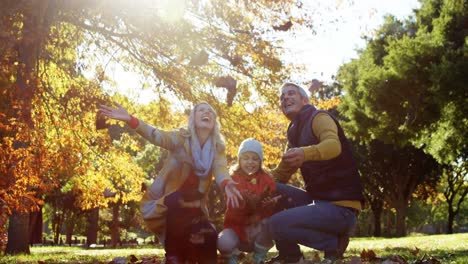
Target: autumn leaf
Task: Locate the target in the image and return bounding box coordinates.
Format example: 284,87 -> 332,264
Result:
189,50 -> 209,66
360,249 -> 378,261
386,254 -> 407,264
214,76 -> 237,106
95,114 -> 109,130
410,246 -> 421,256
309,79 -> 322,93
312,251 -> 321,262
273,20 -> 293,31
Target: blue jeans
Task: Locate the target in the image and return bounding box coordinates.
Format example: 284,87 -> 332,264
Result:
265,183 -> 357,257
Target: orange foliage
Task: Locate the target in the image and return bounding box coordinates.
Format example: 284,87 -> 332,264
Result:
312,96 -> 341,111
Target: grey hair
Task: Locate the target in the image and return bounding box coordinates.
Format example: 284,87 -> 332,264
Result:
188,102 -> 225,146
280,82 -> 309,100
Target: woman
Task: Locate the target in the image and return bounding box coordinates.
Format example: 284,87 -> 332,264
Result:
98,102 -> 242,264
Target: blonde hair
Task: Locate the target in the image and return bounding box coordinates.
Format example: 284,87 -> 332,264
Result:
188,102 -> 225,148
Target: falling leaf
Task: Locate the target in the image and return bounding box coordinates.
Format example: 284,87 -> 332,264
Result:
214,76 -> 237,106
95,114 -> 108,130
225,54 -> 242,66
273,20 -> 293,31
189,50 -> 209,66
309,79 -> 322,93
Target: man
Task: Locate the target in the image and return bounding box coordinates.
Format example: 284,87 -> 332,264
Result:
265,83 -> 364,263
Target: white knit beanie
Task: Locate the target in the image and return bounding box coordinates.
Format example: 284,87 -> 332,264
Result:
238,138 -> 263,162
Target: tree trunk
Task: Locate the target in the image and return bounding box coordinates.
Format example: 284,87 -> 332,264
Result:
373,207 -> 382,237
5,212 -> 30,254
6,0 -> 54,255
86,208 -> 99,246
53,212 -> 63,245
65,217 -> 75,246
383,209 -> 392,237
395,202 -> 408,237
29,208 -> 43,244
447,209 -> 455,234
111,203 -> 120,247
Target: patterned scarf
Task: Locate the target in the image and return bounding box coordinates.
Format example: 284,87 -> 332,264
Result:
190,136 -> 214,178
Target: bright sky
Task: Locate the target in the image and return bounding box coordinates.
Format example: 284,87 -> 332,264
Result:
283,0 -> 420,84
107,0 -> 421,104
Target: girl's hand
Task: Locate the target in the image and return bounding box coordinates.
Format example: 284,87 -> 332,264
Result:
98,102 -> 131,122
225,179 -> 243,208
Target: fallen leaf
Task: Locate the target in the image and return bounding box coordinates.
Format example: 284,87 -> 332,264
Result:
410,247 -> 420,256
360,249 -> 377,261
129,254 -> 138,263
312,251 -> 321,262
381,260 -> 400,264
347,256 -> 362,264
388,254 -> 406,263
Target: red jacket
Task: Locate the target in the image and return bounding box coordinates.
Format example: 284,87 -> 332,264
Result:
223,170 -> 277,242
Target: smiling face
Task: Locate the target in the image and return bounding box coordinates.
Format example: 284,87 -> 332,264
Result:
194,103 -> 216,132
280,85 -> 309,120
239,151 -> 261,175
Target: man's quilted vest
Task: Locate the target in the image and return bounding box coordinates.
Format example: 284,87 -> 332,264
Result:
287,105 -> 364,202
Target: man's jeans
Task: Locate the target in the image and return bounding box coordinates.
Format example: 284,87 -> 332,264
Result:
265,183 -> 357,258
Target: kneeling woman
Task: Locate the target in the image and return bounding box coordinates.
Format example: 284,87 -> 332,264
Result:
99,102 -> 242,264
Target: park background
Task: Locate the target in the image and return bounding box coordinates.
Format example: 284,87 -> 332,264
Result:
0,0 -> 466,263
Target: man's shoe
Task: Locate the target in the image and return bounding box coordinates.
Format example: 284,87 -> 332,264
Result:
324,235 -> 350,260
265,255 -> 306,264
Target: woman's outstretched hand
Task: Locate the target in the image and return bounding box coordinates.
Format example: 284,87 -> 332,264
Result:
98,102 -> 131,122
225,179 -> 243,208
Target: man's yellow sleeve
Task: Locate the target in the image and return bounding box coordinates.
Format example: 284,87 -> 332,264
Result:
301,112 -> 341,161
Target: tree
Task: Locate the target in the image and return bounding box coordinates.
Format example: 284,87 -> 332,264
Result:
337,0 -> 467,164
356,140 -> 440,236
442,160 -> 468,234
0,0 -> 300,253
2,0 -> 348,253
354,142 -> 386,236
336,0 -> 466,236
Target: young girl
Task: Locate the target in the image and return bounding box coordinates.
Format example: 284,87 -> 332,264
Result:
217,138 -> 279,264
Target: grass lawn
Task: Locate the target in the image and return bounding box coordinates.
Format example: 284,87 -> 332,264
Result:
0,233 -> 466,263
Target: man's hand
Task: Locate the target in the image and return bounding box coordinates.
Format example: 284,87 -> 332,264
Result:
225,179 -> 243,208
282,148 -> 305,168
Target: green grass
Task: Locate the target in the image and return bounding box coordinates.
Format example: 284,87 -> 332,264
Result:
1,233 -> 467,263
0,245 -> 165,264
341,233 -> 468,263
